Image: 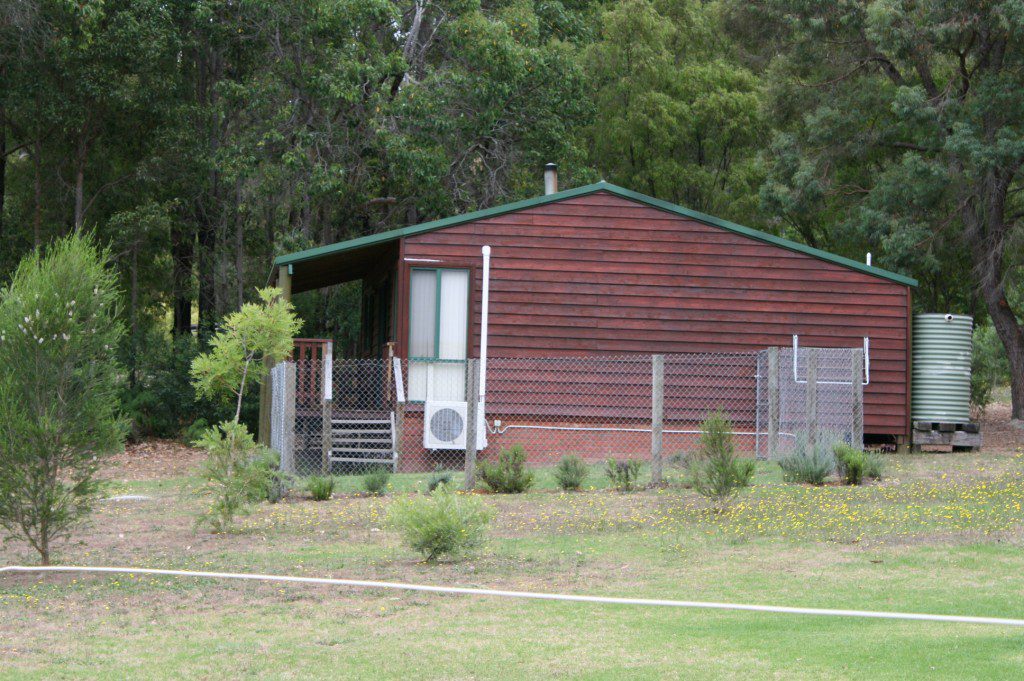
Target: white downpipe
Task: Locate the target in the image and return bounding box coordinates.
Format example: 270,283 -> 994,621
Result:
3,565 -> 1022,628
863,336 -> 870,385
479,246 -> 491,401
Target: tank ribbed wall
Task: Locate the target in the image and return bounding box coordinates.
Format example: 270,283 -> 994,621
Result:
911,314 -> 973,423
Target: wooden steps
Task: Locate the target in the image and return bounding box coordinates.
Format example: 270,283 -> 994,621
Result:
329,412 -> 396,470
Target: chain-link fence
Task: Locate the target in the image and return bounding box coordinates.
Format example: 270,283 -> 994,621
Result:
754,346 -> 864,460
268,348 -> 864,477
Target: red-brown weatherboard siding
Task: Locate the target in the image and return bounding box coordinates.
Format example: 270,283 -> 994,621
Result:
397,190 -> 910,437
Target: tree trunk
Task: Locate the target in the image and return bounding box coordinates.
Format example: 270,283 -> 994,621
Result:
0,106 -> 6,242
129,241 -> 140,388
73,133 -> 87,230
234,179 -> 244,308
171,223 -> 194,336
963,176 -> 1024,420
975,255 -> 1024,420
33,139 -> 42,248
196,205 -> 218,346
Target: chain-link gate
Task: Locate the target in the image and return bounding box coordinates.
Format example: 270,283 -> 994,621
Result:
269,347 -> 864,476
754,346 -> 864,460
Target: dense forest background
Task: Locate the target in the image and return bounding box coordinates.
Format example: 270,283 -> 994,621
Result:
2,0 -> 1023,435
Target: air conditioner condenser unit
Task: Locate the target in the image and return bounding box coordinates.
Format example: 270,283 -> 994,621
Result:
423,401 -> 487,450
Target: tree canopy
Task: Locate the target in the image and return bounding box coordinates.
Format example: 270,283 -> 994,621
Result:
3,0 -> 1024,426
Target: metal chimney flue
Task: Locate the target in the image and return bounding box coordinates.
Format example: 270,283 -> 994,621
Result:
544,163 -> 558,195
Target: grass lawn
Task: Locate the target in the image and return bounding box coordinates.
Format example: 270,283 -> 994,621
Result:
2,442 -> 1024,679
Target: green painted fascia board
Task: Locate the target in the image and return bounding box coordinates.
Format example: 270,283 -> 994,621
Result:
603,183 -> 918,287
275,181 -> 917,287
273,182 -> 611,268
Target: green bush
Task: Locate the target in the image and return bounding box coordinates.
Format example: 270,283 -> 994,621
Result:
426,467 -> 454,492
248,449 -> 288,503
184,418 -> 211,446
605,458 -> 643,491
687,411 -> 754,504
971,323 -> 1009,415
306,475 -> 335,501
121,331 -> 201,440
833,443 -> 866,485
194,421 -> 280,531
362,469 -> 390,496
387,486 -> 493,561
778,435 -> 835,485
553,455 -> 589,491
0,234 -> 126,564
478,445 -> 534,493
863,450 -> 885,480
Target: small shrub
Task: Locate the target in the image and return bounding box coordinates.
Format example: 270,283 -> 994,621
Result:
478,445 -> 534,493
248,449 -> 288,503
863,450 -> 885,480
688,411 -> 754,505
194,421 -> 279,531
778,436 -> 835,485
605,458 -> 643,491
426,467 -> 454,492
553,455 -> 589,491
362,469 -> 390,496
833,443 -> 866,485
388,486 -> 493,561
306,476 -> 335,501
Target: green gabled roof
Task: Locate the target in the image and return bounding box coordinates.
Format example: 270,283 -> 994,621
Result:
275,181 -> 917,287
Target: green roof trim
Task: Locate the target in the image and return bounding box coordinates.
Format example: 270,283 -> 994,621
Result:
275,181 -> 917,287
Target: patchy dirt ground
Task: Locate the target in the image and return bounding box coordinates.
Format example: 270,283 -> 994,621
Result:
977,401 -> 1024,452
3,406 -> 1024,679
99,439 -> 204,482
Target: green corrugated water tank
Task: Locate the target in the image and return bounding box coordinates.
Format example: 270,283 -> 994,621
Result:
912,313 -> 973,423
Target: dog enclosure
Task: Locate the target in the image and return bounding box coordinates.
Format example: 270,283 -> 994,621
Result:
268,345 -> 864,477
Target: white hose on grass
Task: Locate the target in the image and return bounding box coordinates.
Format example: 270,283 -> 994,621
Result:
2,564 -> 1023,628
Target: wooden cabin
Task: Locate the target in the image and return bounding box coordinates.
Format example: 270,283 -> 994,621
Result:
271,178 -> 915,468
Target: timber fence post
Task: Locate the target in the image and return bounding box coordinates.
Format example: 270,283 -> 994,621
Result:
320,348 -> 333,475
282,362 -> 296,475
767,347 -> 779,459
806,348 -> 818,448
651,354 -> 665,485
852,348 -> 864,449
464,359 -> 479,491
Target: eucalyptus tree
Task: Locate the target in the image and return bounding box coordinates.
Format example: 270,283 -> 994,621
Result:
586,0 -> 765,223
734,1 -> 1024,417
